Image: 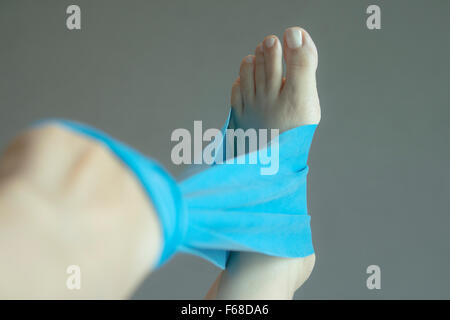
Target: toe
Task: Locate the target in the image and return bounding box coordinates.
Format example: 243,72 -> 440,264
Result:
263,35 -> 283,96
239,55 -> 255,106
254,43 -> 266,97
282,27 -> 318,92
230,77 -> 243,114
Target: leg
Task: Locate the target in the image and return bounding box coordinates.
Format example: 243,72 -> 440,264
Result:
0,125 -> 162,299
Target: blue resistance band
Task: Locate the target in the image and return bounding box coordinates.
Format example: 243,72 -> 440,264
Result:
35,110 -> 317,269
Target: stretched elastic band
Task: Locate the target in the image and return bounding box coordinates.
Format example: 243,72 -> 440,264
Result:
33,110 -> 317,269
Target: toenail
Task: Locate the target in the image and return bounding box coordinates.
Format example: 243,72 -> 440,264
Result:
286,28 -> 302,48
264,37 -> 276,48
245,56 -> 253,63
257,44 -> 264,53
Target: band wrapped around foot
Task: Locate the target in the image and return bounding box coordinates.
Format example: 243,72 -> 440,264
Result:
34,110 -> 317,269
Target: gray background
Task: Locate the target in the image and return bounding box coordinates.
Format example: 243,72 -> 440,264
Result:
1,0 -> 449,299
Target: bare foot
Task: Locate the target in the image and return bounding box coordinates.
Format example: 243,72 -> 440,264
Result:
231,26 -> 320,132
208,27 -> 320,299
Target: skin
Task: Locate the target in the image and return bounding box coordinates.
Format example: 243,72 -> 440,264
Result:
206,27 -> 321,299
0,126 -> 162,299
0,25 -> 320,299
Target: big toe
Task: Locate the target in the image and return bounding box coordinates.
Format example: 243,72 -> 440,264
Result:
282,27 -> 320,125
283,27 -> 318,89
